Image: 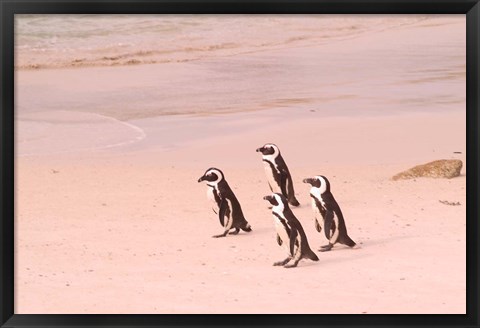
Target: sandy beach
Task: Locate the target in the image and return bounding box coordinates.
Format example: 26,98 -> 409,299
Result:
14,15 -> 466,314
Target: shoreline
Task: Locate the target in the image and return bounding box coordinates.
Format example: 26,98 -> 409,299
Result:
17,109 -> 466,169
16,15 -> 436,71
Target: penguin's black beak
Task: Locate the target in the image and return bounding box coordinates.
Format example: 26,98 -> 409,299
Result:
198,176 -> 205,183
263,195 -> 273,202
256,147 -> 264,153
303,178 -> 314,185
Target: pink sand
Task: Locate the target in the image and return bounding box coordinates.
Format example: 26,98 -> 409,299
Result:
15,15 -> 466,314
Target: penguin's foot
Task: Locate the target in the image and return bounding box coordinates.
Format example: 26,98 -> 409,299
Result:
212,232 -> 228,238
319,244 -> 333,252
284,261 -> 299,268
273,257 -> 291,266
228,228 -> 240,235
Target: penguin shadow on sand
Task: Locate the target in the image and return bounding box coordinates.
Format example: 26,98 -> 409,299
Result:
312,248 -> 370,266
353,234 -> 414,248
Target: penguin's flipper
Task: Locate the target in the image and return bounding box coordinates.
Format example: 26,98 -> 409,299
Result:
289,229 -> 298,257
276,233 -> 283,246
314,219 -> 322,233
324,210 -> 334,240
218,199 -> 228,227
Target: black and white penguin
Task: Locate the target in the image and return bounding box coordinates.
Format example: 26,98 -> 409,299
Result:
198,167 -> 252,238
303,175 -> 356,251
256,143 -> 300,207
263,193 -> 318,268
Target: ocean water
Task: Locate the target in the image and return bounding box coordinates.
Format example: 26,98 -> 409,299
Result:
15,15 -> 465,156
15,14 -> 429,70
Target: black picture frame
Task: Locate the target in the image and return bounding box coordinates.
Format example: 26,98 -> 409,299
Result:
1,1 -> 478,327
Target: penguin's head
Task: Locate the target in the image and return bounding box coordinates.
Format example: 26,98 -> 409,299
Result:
263,193 -> 288,208
256,143 -> 280,157
198,167 -> 224,184
303,175 -> 330,193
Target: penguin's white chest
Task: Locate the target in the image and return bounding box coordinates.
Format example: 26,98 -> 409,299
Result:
311,196 -> 325,215
207,186 -> 219,210
263,161 -> 280,193
310,189 -> 324,205
273,214 -> 291,255
311,198 -> 325,231
311,198 -> 318,213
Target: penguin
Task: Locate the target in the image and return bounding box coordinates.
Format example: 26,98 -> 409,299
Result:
256,143 -> 300,207
263,193 -> 318,268
303,175 -> 356,251
198,167 -> 252,238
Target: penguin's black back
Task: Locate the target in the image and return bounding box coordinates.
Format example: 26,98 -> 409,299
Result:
322,191 -> 354,246
274,156 -> 300,206
325,191 -> 345,219
217,180 -> 249,227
